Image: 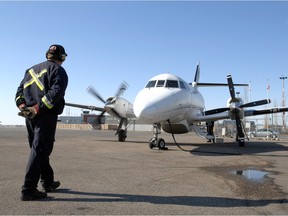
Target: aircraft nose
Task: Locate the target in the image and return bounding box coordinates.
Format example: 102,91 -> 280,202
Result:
135,104 -> 157,121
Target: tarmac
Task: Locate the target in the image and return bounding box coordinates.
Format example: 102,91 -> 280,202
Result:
1,126 -> 288,215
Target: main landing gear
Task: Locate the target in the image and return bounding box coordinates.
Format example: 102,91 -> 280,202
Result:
116,118 -> 128,142
149,123 -> 168,150
118,129 -> 127,142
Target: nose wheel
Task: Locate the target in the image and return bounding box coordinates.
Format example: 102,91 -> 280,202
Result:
149,138 -> 166,149
149,123 -> 168,150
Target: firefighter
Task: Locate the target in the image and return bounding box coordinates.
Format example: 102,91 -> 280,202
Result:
15,44 -> 68,201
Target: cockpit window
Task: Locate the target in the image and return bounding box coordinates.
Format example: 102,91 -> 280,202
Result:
146,79 -> 181,88
179,81 -> 186,89
166,80 -> 178,88
145,80 -> 156,88
156,80 -> 165,87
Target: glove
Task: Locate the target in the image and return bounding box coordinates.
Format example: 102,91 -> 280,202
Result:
18,103 -> 26,111
18,105 -> 39,119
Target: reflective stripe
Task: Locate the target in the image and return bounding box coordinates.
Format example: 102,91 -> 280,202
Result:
42,96 -> 54,109
24,69 -> 47,90
15,95 -> 24,102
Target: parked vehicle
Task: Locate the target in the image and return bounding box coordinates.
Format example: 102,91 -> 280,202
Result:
249,129 -> 279,139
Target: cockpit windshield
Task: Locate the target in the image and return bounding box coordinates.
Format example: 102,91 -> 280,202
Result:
166,80 -> 178,88
156,80 -> 165,87
145,79 -> 185,89
145,80 -> 156,88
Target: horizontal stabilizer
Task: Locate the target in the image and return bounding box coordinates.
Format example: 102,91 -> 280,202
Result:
194,82 -> 248,87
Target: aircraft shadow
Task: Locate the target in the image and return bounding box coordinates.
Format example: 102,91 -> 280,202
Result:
48,188 -> 287,207
94,136 -> 288,156
97,139 -> 148,144
165,141 -> 288,156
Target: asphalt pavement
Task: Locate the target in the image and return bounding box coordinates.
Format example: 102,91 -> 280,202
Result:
0,126 -> 288,215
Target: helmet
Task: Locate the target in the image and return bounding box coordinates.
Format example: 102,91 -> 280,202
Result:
46,44 -> 67,62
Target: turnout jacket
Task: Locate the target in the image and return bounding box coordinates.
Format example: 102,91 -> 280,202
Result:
15,60 -> 68,115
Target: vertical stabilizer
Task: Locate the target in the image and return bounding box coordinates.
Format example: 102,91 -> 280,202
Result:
192,62 -> 200,88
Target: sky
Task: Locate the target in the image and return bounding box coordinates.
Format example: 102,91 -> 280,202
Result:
1,1 -> 288,125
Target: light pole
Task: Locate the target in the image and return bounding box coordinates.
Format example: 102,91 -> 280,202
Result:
280,76 -> 287,132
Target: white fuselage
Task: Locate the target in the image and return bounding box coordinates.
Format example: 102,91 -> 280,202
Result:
133,74 -> 205,132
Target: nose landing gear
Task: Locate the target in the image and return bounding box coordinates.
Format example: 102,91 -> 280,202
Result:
149,123 -> 168,150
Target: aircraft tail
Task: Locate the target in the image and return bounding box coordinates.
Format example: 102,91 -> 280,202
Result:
191,62 -> 200,88
194,62 -> 200,83
191,62 -> 248,88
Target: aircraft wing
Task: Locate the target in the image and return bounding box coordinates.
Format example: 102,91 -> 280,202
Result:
65,102 -> 104,112
195,111 -> 230,122
196,107 -> 288,122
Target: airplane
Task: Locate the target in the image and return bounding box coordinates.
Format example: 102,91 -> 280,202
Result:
65,63 -> 288,149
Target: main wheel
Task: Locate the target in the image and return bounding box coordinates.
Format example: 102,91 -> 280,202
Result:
118,129 -> 127,142
157,138 -> 166,149
149,138 -> 156,149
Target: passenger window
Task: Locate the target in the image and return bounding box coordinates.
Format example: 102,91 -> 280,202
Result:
145,80 -> 156,88
156,80 -> 165,87
179,81 -> 186,89
166,80 -> 178,88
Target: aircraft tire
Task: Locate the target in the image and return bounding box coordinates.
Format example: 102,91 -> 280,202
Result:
149,138 -> 156,149
118,129 -> 127,142
157,138 -> 166,149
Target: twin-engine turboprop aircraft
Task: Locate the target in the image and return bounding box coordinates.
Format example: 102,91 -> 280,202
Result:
66,63 -> 288,149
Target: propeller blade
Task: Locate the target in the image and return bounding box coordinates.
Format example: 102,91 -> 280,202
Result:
115,81 -> 128,98
234,112 -> 245,142
204,107 -> 230,115
227,75 -> 236,102
109,108 -> 122,119
98,109 -> 106,120
240,99 -> 271,108
92,109 -> 106,125
249,107 -> 288,116
87,85 -> 106,104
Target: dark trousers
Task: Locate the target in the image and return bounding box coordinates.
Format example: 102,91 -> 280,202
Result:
22,114 -> 58,193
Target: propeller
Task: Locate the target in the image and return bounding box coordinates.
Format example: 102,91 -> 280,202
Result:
205,99 -> 271,115
86,81 -> 129,122
227,75 -> 272,146
204,75 -> 271,146
87,85 -> 106,104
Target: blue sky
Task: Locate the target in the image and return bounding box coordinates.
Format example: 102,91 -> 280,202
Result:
1,1 -> 288,125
